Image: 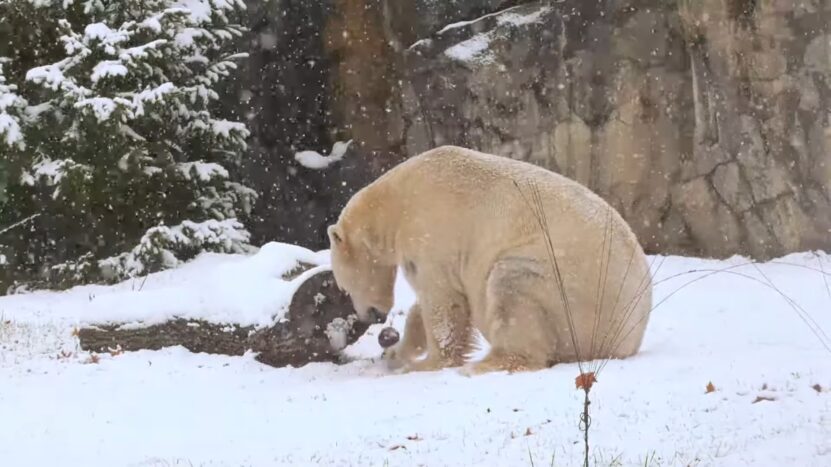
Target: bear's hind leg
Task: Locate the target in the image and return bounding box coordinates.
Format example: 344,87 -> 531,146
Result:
462,349 -> 547,375
463,257 -> 555,376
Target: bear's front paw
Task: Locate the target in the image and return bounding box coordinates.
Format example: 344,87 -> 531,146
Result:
459,352 -> 542,376
399,355 -> 460,373
381,340 -> 425,366
381,348 -> 406,371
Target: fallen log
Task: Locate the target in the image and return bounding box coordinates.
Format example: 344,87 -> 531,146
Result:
77,266 -> 369,367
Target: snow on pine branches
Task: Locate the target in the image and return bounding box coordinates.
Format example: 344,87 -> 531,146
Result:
0,0 -> 255,292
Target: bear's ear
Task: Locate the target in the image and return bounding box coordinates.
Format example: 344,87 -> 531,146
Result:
327,225 -> 343,244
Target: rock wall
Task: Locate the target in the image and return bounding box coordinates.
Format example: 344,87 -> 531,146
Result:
236,0 -> 831,260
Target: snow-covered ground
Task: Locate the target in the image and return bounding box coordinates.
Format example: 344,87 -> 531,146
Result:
0,243 -> 829,467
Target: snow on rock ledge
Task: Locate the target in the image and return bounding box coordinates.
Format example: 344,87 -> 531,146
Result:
408,3 -> 554,66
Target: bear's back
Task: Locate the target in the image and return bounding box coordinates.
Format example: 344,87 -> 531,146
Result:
380,146 -> 635,242
386,146 -> 598,208
386,145 -> 572,191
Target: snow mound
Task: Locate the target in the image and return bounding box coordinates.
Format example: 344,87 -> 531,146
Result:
0,242 -> 331,329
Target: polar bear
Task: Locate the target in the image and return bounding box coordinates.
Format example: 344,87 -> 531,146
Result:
327,146 -> 652,374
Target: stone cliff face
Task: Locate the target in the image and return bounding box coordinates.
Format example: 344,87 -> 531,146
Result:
236,0 -> 831,259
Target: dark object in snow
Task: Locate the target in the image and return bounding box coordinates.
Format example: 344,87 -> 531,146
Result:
76,268 -> 369,368
378,326 -> 400,348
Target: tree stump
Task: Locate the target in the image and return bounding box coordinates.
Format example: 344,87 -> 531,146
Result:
77,266 -> 369,367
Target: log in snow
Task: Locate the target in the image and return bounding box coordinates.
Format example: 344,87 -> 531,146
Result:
77,267 -> 369,367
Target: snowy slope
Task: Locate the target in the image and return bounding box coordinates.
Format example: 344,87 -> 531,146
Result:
0,244 -> 829,467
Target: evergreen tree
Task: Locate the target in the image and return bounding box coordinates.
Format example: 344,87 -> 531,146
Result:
0,0 -> 255,292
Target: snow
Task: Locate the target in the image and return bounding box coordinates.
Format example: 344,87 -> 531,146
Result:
1,247 -> 830,466
4,242 -> 327,330
0,113 -> 23,147
19,158 -> 91,192
119,40 -> 167,62
129,83 -> 176,117
437,4 -> 525,34
177,161 -> 229,181
497,6 -> 552,27
84,23 -> 121,42
177,0 -> 213,23
294,139 -> 352,169
25,64 -> 70,91
0,91 -> 22,111
211,119 -> 247,138
174,27 -> 202,48
135,82 -> 176,104
74,96 -> 122,121
139,13 -> 165,33
174,0 -> 246,27
442,4 -> 552,64
438,4 -> 552,34
444,33 -> 495,63
90,61 -> 128,82
326,316 -> 358,352
0,63 -> 26,148
98,218 -> 251,283
83,23 -> 129,55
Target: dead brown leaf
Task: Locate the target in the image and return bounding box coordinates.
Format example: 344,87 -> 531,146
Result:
752,395 -> 776,404
524,427 -> 533,436
812,384 -> 823,393
705,381 -> 716,393
85,353 -> 101,364
575,372 -> 597,391
388,444 -> 406,451
406,434 -> 422,441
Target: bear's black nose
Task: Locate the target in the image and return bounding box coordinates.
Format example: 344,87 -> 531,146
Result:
367,307 -> 385,324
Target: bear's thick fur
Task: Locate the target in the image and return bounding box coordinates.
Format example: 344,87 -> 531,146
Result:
328,146 -> 652,374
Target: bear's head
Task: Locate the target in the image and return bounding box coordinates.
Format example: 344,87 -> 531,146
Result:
327,223 -> 396,325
